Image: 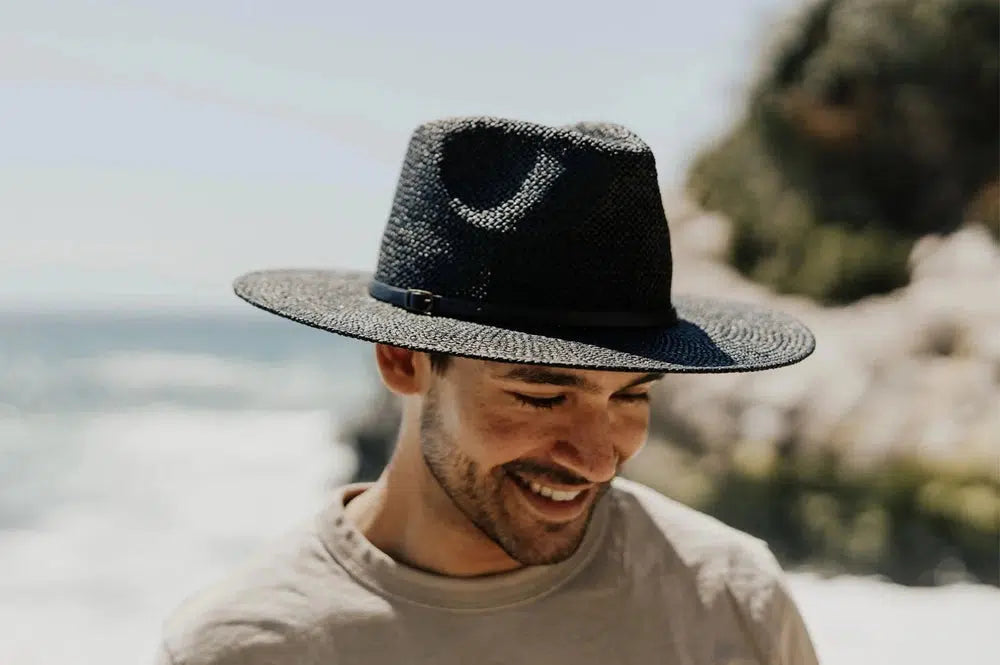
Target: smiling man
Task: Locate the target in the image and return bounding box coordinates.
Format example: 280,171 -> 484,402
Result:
156,117 -> 820,665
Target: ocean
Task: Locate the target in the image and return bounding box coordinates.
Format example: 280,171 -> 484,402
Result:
0,310 -> 373,663
1,311 -> 997,664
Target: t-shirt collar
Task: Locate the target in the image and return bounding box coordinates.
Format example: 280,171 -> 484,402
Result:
317,482 -> 611,612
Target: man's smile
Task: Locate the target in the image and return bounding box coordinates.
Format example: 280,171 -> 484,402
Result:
506,470 -> 593,523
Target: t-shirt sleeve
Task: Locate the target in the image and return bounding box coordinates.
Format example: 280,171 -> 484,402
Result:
772,578 -> 821,665
731,544 -> 821,665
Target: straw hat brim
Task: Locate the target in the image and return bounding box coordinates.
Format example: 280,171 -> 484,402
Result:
234,269 -> 815,373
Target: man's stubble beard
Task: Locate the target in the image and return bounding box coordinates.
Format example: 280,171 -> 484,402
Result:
419,388 -> 604,566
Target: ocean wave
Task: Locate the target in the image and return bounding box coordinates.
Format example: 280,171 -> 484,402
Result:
0,406 -> 356,664
0,349 -> 378,414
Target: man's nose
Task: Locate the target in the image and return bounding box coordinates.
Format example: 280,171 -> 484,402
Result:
549,407 -> 618,484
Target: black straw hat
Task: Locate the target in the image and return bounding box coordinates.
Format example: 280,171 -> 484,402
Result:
234,117 -> 814,372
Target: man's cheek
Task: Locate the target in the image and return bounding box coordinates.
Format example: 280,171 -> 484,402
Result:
620,421 -> 650,461
475,412 -> 552,458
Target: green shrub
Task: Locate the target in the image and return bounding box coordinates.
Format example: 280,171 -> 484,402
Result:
627,444 -> 1000,586
687,0 -> 999,303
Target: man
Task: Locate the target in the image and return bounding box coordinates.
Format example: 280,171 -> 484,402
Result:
156,117 -> 820,664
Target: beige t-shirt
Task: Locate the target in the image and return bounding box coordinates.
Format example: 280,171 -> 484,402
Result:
156,478 -> 819,664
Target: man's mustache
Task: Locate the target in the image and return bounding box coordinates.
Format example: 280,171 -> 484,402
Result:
502,459 -> 593,487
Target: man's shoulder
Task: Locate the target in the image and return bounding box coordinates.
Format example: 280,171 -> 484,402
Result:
609,477 -> 818,665
610,476 -> 773,555
157,520 -> 357,665
609,476 -> 785,602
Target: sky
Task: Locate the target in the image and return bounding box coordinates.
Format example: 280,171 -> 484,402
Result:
1,0 -> 801,310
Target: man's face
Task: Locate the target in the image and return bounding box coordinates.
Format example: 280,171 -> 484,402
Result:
419,357 -> 660,566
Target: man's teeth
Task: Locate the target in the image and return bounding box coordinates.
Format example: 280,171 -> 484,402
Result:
528,480 -> 582,502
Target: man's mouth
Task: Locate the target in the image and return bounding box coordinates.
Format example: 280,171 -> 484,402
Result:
506,471 -> 591,521
511,473 -> 584,501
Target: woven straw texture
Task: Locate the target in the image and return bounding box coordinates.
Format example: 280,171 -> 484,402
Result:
375,117 -> 672,311
234,117 -> 815,372
235,269 -> 814,372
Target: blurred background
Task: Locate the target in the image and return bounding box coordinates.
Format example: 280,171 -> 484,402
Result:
1,1 -> 997,663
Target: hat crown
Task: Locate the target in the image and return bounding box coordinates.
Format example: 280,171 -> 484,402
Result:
373,117 -> 674,318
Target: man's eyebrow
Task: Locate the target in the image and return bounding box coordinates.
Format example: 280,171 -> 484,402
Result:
619,372 -> 664,390
498,367 -> 594,389
496,367 -> 664,392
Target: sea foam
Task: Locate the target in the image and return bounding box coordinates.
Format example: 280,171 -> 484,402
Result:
0,407 -> 355,664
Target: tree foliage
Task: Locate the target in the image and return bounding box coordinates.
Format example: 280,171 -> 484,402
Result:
687,0 -> 999,303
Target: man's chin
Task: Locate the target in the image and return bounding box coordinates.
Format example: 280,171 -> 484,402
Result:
500,515 -> 591,565
507,533 -> 586,566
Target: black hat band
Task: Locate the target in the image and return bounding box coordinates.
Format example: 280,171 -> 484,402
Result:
369,280 -> 677,328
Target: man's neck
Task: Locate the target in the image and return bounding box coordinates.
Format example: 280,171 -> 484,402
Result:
342,429 -> 521,578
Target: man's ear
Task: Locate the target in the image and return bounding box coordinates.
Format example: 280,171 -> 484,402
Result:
374,344 -> 432,395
